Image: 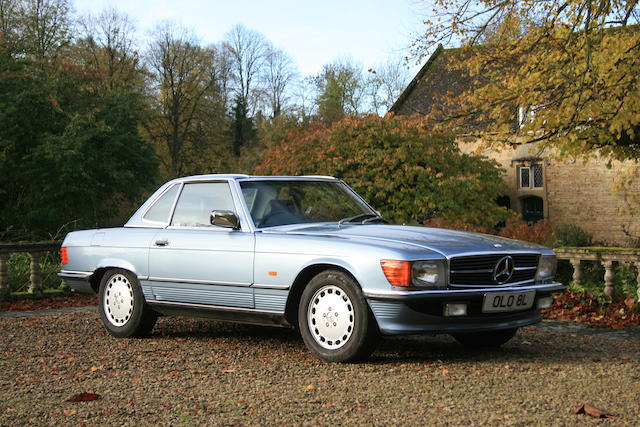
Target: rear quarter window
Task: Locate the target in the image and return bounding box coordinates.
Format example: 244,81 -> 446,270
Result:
143,184 -> 180,223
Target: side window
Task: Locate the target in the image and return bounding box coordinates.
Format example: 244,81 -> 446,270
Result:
519,166 -> 530,188
143,184 -> 180,223
518,164 -> 543,189
171,182 -> 235,227
532,164 -> 544,188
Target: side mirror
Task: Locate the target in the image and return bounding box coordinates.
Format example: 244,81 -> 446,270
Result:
210,210 -> 240,230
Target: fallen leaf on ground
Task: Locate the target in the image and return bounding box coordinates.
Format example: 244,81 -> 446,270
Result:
221,369 -> 236,373
89,366 -> 98,372
306,385 -> 316,391
572,404 -> 610,418
0,294 -> 96,312
623,298 -> 635,310
67,392 -> 100,402
62,409 -> 77,416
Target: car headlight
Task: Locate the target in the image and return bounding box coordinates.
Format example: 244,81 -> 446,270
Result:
536,255 -> 557,280
412,260 -> 446,289
412,261 -> 442,287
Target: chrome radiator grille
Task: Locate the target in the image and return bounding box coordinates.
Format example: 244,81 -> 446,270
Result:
449,254 -> 539,286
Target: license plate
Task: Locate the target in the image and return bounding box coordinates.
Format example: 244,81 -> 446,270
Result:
482,291 -> 535,313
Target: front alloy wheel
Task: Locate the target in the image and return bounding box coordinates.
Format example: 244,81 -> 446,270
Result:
307,285 -> 355,349
299,270 -> 379,362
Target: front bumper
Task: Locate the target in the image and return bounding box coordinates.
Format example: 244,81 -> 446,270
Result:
364,282 -> 564,335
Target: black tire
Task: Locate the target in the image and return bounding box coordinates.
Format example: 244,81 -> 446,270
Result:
452,328 -> 518,348
98,268 -> 157,338
298,270 -> 379,362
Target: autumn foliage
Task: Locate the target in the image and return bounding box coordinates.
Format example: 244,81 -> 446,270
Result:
256,115 -> 509,227
414,1 -> 640,161
543,290 -> 639,329
497,218 -> 553,246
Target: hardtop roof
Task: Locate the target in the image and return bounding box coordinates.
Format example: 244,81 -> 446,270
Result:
169,174 -> 338,183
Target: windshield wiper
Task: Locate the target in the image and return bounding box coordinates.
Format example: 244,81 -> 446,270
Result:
338,213 -> 384,225
362,215 -> 387,224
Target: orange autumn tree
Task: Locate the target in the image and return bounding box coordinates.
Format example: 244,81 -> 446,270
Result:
255,115 -> 509,227
413,0 -> 640,161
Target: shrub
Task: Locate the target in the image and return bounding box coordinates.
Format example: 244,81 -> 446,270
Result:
422,218 -> 490,234
497,218 -> 553,246
423,216 -> 554,247
551,223 -> 593,247
255,115 -> 509,228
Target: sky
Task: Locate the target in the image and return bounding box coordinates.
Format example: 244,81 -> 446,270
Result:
72,0 -> 426,77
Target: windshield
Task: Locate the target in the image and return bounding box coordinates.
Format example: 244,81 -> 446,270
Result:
239,180 -> 375,228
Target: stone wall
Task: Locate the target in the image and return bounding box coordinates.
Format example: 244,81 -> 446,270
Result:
545,156 -> 638,246
459,139 -> 639,246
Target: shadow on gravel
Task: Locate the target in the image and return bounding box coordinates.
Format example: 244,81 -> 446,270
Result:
372,335 -> 533,365
155,318 -> 301,342
148,317 -> 632,365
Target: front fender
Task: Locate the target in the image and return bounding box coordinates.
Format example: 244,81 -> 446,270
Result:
297,257 -> 361,282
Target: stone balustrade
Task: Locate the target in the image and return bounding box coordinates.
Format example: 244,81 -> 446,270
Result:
0,242 -> 62,301
1,242 -> 638,302
555,247 -> 640,299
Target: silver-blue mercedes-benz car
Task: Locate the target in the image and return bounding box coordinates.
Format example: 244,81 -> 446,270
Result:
59,175 -> 563,362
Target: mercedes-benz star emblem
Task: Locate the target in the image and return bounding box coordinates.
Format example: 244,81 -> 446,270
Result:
493,256 -> 514,284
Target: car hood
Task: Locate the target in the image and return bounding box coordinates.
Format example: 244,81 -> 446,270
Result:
265,223 -> 549,257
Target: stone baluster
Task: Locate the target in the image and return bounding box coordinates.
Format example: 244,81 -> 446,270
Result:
602,260 -> 615,298
28,252 -> 42,296
0,252 -> 8,301
570,258 -> 584,286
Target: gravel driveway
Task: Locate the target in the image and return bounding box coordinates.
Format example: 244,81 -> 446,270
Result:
1,310 -> 639,425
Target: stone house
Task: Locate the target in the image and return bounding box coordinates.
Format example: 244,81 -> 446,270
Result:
390,46 -> 638,246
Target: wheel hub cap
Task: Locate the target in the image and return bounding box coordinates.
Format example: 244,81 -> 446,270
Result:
308,285 -> 354,350
104,274 -> 134,326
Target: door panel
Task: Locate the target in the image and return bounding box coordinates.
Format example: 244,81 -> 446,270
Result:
147,229 -> 255,307
145,180 -> 255,308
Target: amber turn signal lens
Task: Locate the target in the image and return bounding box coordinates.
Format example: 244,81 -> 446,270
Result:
380,260 -> 411,287
60,247 -> 68,265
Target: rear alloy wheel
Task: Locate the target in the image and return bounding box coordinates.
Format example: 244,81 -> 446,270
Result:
452,328 -> 518,348
299,270 -> 379,362
98,268 -> 157,338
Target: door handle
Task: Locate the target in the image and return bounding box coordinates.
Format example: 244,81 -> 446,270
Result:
154,239 -> 169,246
